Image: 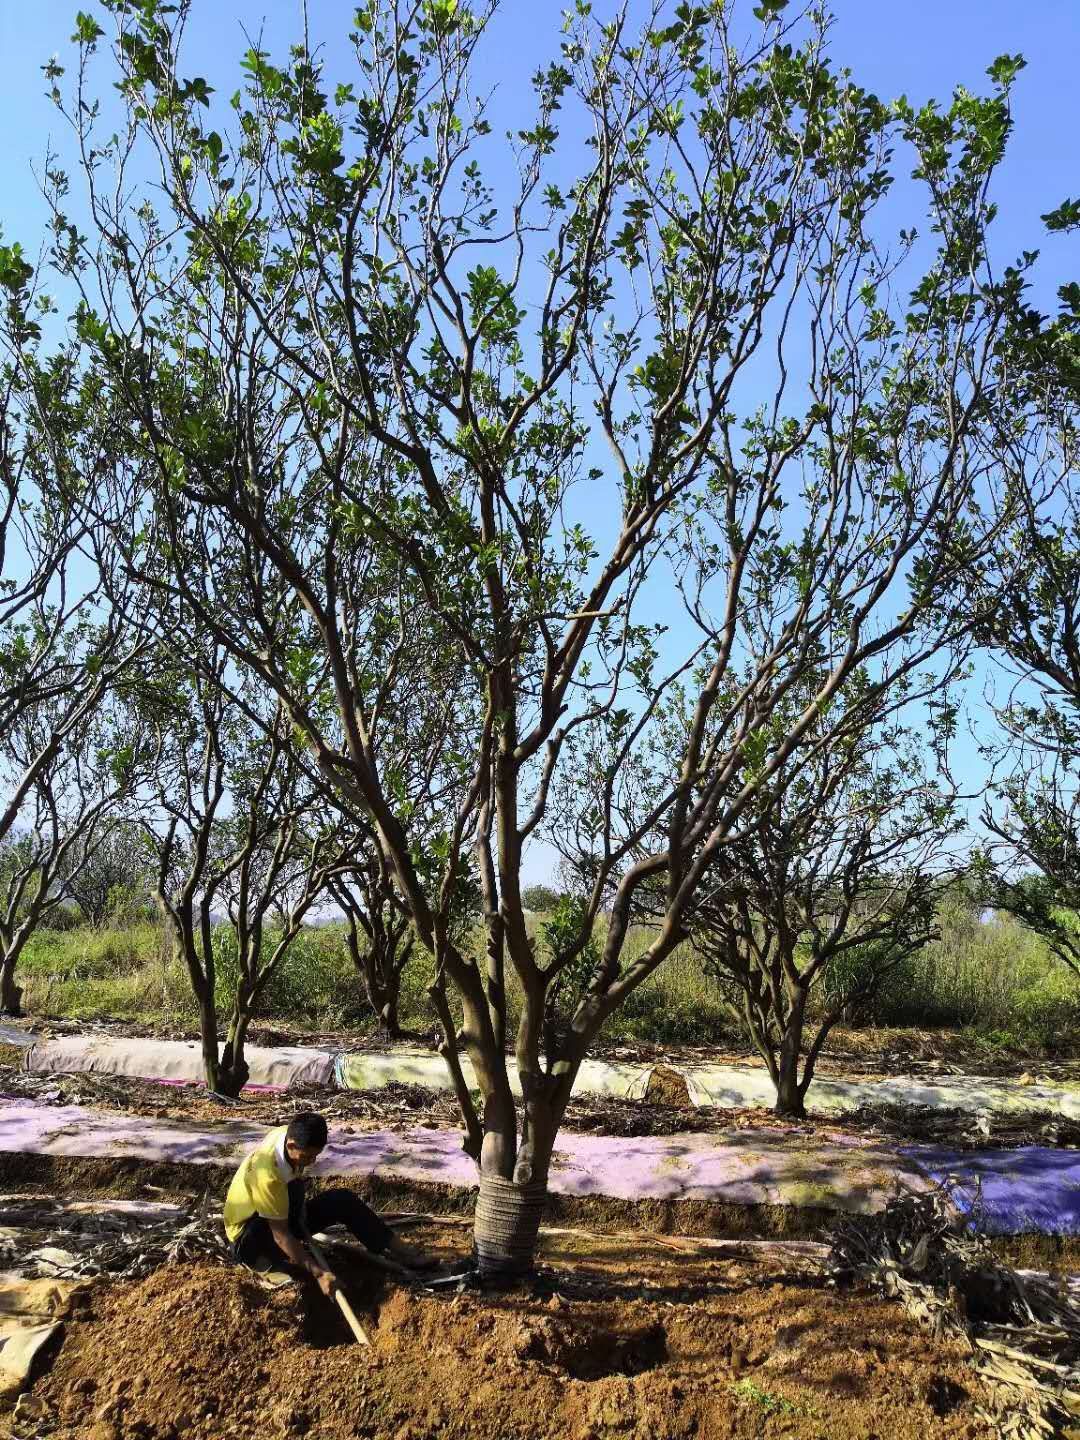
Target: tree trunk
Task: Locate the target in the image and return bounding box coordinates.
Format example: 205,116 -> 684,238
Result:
198,993 -> 221,1092
361,935 -> 406,1038
472,1174 -> 548,1284
774,985 -> 808,1118
0,953 -> 23,1016
217,990 -> 253,1098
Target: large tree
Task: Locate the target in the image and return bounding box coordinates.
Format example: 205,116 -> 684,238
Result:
45,0 -> 1033,1275
0,235 -> 146,854
328,852 -> 416,1038
968,198 -> 1080,978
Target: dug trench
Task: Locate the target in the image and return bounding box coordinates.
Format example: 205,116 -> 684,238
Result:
17,1237 -> 995,1440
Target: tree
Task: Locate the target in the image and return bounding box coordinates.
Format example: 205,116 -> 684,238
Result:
0,692 -> 151,1013
49,1 -> 1032,1275
141,646 -> 347,1095
521,885 -> 562,915
328,850 -> 415,1038
980,737 -> 1080,980
688,698 -> 959,1115
213,734 -> 351,1094
967,218 -> 1080,976
62,817 -> 156,924
0,239 -> 146,855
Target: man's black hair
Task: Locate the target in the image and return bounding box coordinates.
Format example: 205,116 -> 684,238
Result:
286,1112 -> 328,1150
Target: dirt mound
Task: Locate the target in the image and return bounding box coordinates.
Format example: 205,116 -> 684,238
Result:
22,1255 -> 995,1440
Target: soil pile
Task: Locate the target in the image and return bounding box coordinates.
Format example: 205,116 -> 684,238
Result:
24,1258 -> 993,1440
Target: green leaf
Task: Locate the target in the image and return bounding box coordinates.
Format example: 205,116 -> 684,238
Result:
986,53 -> 1026,86
72,11 -> 104,45
0,243 -> 33,293
1043,198 -> 1080,233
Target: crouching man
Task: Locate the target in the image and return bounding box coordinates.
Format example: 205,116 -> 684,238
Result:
223,1112 -> 419,1295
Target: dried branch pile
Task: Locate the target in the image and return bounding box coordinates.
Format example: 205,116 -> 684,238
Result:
3,1196 -> 231,1282
830,1186 -> 1080,1438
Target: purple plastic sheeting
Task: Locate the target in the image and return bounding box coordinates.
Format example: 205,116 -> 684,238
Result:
900,1145 -> 1080,1236
0,1099 -> 924,1214
2,1099 -> 1076,1232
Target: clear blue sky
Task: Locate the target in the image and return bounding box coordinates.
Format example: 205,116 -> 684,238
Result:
1,2 -> 1075,881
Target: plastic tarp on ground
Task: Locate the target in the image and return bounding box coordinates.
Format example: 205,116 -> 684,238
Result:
901,1145 -> 1080,1236
3,1098 -> 1079,1233
682,1065 -> 1080,1120
22,1034 -> 1080,1121
333,1049 -> 653,1101
0,1274 -> 78,1397
25,1035 -> 336,1090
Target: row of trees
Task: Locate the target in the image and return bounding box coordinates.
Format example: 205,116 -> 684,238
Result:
1,0 -> 1078,1275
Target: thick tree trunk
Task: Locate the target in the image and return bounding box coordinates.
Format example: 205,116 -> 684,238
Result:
0,954 -> 23,1016
364,958 -> 402,1038
217,987 -> 253,1098
198,994 -> 221,1092
774,985 -> 808,1118
472,1174 -> 548,1284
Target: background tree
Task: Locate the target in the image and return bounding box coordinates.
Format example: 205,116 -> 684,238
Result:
0,693 -> 152,1013
62,817 -> 156,924
521,885 -> 562,915
212,728 -> 351,1094
967,220 -> 1080,981
140,646 -> 346,1095
688,697 -> 960,1116
0,243 -> 146,853
53,0 -> 1032,1275
328,849 -> 415,1038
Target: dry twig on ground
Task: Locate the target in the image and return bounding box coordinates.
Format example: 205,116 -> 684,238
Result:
829,1185 -> 1080,1438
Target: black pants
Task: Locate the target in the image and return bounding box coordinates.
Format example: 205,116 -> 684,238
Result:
232,1179 -> 393,1270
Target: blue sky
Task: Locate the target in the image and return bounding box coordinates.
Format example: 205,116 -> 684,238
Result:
1,1 -> 1075,881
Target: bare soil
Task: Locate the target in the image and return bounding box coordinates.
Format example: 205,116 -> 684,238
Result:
18,1229 -> 996,1440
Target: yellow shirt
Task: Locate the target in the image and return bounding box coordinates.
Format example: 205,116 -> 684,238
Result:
223,1125 -> 292,1242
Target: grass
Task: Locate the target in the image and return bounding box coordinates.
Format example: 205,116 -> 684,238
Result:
730,1379 -> 816,1418
9,899 -> 1080,1057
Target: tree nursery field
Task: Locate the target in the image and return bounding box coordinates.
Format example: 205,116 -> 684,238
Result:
1,0 -> 1080,1436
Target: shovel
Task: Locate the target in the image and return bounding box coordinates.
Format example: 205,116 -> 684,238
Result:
306,1234 -> 371,1348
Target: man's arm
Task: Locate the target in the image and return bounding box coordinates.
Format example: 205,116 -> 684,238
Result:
267,1219 -> 337,1297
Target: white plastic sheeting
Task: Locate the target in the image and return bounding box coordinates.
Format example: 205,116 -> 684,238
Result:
21,1032 -> 1080,1120
26,1035 -> 336,1089
682,1064 -> 1080,1120
334,1049 -> 653,1101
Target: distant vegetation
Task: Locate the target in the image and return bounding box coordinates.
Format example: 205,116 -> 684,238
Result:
16,895 -> 1079,1058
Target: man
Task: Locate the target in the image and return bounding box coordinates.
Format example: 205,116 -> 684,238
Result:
223,1112 -> 419,1294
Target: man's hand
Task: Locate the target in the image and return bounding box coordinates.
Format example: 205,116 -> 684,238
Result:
315,1268 -> 338,1300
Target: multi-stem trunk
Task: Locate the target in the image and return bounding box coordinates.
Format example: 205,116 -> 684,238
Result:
167,906 -> 222,1093
774,982 -> 809,1118
347,923 -> 409,1038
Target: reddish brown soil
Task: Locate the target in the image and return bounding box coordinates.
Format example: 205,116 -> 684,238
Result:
19,1228 -> 996,1440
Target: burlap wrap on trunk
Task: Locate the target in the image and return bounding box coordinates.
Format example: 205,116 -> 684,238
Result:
473,1174 -> 547,1278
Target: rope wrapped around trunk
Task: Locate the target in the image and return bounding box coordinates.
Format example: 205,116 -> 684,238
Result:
473,1175 -> 547,1278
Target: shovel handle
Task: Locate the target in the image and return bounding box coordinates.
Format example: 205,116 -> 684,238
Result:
307,1237 -> 371,1348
